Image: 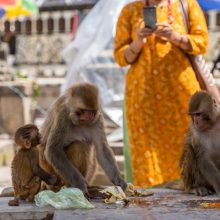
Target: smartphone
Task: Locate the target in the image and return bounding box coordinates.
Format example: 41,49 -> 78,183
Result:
143,6 -> 157,30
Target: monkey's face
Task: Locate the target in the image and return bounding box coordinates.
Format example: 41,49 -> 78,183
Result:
189,91 -> 218,132
67,85 -> 100,125
190,112 -> 214,131
69,108 -> 99,125
68,100 -> 100,125
75,108 -> 99,124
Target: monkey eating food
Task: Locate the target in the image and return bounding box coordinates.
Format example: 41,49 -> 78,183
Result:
8,124 -> 57,206
180,91 -> 220,196
39,83 -> 127,197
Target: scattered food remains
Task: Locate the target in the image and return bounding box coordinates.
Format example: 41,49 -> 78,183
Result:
99,184 -> 154,205
100,186 -> 129,204
128,198 -> 151,208
125,183 -> 154,197
182,199 -> 220,210
201,201 -> 220,210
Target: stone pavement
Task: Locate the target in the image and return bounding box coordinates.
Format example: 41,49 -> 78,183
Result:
1,189 -> 220,220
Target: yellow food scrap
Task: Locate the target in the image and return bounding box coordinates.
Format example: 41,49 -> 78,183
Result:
125,183 -> 154,197
100,186 -> 128,204
201,202 -> 220,209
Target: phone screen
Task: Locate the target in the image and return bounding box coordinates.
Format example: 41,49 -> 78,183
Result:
143,6 -> 157,29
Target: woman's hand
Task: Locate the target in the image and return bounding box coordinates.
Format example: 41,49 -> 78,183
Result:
155,22 -> 192,51
155,23 -> 174,40
136,20 -> 155,41
123,20 -> 155,64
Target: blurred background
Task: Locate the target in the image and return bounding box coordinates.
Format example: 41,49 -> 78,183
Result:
0,0 -> 219,189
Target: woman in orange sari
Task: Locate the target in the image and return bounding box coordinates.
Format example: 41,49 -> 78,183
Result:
114,0 -> 208,187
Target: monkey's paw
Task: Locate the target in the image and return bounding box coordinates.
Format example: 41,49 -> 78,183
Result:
8,199 -> 19,206
193,187 -> 214,196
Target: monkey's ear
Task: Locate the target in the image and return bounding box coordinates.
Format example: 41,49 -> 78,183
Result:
23,139 -> 31,149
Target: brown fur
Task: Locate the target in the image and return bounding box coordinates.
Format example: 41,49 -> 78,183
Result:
65,141 -> 97,184
39,83 -> 126,196
8,124 -> 57,206
180,91 -> 220,196
39,141 -> 97,192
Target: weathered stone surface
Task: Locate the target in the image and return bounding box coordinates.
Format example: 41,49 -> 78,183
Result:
0,197 -> 54,220
1,189 -> 220,220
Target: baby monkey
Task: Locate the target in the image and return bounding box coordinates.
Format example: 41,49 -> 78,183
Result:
8,124 -> 57,206
180,91 -> 220,196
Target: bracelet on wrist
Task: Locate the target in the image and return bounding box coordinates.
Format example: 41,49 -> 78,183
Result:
129,45 -> 140,55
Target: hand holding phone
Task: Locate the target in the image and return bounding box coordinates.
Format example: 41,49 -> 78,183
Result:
136,19 -> 155,40
155,23 -> 174,40
143,6 -> 157,30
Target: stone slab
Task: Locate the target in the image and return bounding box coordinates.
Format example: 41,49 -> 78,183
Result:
1,189 -> 220,220
0,197 -> 54,220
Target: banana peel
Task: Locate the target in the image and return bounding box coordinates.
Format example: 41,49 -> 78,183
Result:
100,183 -> 154,204
100,186 -> 129,204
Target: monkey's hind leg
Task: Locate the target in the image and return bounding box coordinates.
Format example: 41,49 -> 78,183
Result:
27,184 -> 40,202
27,177 -> 41,202
85,146 -> 97,184
9,188 -> 31,206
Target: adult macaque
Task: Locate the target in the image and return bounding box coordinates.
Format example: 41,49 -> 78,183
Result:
180,91 -> 220,196
8,124 -> 57,206
39,83 -> 127,197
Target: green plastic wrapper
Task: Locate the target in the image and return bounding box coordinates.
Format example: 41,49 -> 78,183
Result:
35,187 -> 95,209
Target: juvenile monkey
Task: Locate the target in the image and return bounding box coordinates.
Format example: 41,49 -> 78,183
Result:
8,124 -> 57,206
39,83 -> 127,197
180,91 -> 220,196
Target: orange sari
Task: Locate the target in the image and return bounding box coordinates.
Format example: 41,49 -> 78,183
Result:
114,0 -> 208,187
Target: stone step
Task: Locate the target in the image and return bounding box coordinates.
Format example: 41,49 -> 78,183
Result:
109,142 -> 123,156
92,171 -> 125,186
115,155 -> 124,171
99,49 -> 113,57
96,155 -> 124,173
1,188 -> 219,220
85,62 -> 126,72
92,154 -> 124,185
95,49 -> 114,63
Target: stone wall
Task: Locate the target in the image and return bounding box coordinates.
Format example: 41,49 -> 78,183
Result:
0,81 -> 32,135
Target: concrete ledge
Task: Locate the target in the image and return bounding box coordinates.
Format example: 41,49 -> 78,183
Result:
0,197 -> 54,220
1,189 -> 220,220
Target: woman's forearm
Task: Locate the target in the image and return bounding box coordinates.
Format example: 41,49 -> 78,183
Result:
124,38 -> 144,64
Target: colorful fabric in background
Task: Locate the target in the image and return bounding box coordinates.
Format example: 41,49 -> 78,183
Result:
198,0 -> 220,11
0,0 -> 37,18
